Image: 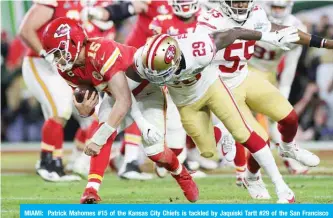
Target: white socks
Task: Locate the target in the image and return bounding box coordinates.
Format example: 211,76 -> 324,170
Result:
124,144 -> 140,164
251,145 -> 285,187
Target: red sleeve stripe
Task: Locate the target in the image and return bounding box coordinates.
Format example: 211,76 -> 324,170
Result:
198,21 -> 217,30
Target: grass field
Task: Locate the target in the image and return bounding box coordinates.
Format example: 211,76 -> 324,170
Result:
1,148 -> 333,218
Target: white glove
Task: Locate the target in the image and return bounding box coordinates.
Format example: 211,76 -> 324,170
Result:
39,49 -> 54,65
136,117 -> 163,145
261,26 -> 300,51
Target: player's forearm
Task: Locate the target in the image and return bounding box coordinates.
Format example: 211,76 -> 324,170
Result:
212,28 -> 262,51
106,98 -> 131,128
19,28 -> 44,55
271,23 -> 333,49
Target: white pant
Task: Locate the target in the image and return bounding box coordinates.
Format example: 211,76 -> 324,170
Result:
22,57 -> 94,129
22,57 -> 72,120
165,93 -> 186,149
98,84 -> 186,155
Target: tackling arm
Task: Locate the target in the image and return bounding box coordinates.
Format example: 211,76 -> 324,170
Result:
271,23 -> 333,49
18,4 -> 54,56
211,28 -> 262,51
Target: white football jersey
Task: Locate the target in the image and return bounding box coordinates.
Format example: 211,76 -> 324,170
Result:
135,32 -> 217,106
196,6 -> 272,89
249,14 -> 306,73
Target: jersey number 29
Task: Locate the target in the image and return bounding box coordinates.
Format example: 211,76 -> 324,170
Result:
192,41 -> 206,57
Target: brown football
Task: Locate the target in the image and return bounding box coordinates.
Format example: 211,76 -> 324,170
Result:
74,84 -> 97,103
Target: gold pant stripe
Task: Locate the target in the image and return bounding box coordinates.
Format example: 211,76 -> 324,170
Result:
41,142 -> 54,151
124,134 -> 142,144
88,174 -> 103,181
28,58 -> 58,117
53,149 -> 63,157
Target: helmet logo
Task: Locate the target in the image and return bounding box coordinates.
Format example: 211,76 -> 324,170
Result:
54,24 -> 71,38
164,45 -> 176,64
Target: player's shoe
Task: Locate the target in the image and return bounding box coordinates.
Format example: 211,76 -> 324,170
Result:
80,187 -> 101,204
189,170 -> 207,178
48,159 -> 81,182
183,159 -> 200,171
118,160 -> 153,180
187,149 -> 218,170
276,185 -> 295,203
72,153 -> 90,178
35,152 -> 55,181
278,142 -> 320,167
154,163 -> 168,178
242,174 -> 271,199
171,166 -> 199,203
220,133 -> 236,162
283,157 -> 309,175
183,160 -> 207,178
65,147 -> 81,172
235,171 -> 245,187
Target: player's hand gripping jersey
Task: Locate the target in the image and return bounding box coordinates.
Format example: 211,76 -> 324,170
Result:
196,7 -> 272,89
135,32 -> 216,106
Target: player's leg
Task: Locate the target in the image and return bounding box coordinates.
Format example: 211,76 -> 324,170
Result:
81,95 -> 128,203
118,122 -> 153,180
208,78 -> 293,203
140,91 -> 198,202
22,57 -> 80,182
246,72 -> 319,167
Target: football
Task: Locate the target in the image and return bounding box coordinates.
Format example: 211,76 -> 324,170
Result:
74,84 -> 97,103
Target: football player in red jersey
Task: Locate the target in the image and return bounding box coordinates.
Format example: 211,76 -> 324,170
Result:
42,17 -> 199,204
19,0 -> 90,182
86,0 -> 172,180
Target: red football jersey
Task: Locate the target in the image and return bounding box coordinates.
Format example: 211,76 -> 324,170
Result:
149,12 -> 200,35
125,0 -> 171,48
59,38 -> 136,95
27,0 -> 83,57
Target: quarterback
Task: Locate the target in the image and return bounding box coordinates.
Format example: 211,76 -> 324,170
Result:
41,17 -> 200,204
134,24 -> 300,203
195,0 -> 332,200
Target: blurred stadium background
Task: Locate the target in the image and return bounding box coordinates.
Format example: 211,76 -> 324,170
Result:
1,1 -> 333,215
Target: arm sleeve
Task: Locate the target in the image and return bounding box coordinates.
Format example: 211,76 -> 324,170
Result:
279,46 -> 303,98
104,2 -> 135,22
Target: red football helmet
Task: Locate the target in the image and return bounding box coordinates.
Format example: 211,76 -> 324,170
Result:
42,17 -> 87,72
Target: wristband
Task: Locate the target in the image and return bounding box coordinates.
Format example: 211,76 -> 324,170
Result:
91,122 -> 116,146
310,35 -> 326,48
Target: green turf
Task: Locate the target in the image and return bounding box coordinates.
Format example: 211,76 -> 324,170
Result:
1,150 -> 333,218
2,174 -> 333,218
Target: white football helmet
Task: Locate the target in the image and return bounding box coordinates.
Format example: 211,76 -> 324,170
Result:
169,0 -> 200,18
265,0 -> 294,24
220,0 -> 254,23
